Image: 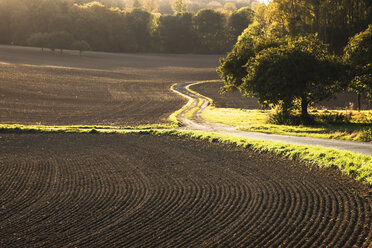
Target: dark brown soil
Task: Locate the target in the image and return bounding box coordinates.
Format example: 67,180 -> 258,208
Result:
0,45 -> 220,126
191,81 -> 262,109
191,81 -> 372,110
0,133 -> 370,247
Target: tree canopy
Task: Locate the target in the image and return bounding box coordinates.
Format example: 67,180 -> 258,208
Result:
344,25 -> 372,110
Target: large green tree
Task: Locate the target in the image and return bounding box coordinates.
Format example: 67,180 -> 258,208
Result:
157,13 -> 195,53
217,26 -> 285,92
344,25 -> 372,111
228,7 -> 255,41
193,9 -> 228,53
219,35 -> 343,117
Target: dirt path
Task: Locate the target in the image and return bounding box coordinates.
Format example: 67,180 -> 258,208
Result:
0,133 -> 370,247
173,82 -> 372,156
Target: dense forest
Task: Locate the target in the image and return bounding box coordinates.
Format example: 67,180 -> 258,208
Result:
0,0 -> 256,53
0,0 -> 370,54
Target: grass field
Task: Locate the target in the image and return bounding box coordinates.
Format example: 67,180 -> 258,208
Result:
202,107 -> 372,142
0,45 -> 220,126
190,81 -> 372,142
191,81 -> 372,110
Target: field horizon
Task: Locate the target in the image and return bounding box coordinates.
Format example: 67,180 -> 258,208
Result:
0,45 -> 221,126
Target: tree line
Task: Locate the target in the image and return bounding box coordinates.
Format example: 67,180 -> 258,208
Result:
218,0 -> 371,118
0,0 -> 254,54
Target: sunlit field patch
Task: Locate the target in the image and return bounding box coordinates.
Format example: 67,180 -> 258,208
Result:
202,107 -> 372,142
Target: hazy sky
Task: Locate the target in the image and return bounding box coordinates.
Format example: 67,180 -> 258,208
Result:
257,0 -> 270,4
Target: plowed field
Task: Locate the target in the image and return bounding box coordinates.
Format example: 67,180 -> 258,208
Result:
191,81 -> 262,109
0,133 -> 370,247
0,45 -> 220,125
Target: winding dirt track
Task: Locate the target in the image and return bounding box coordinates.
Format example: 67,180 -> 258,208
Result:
0,133 -> 371,247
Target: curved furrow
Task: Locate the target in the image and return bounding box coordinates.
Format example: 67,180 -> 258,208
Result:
187,184 -> 249,245
0,159 -> 58,245
197,177 -> 271,247
81,158 -> 187,247
170,161 -> 261,247
139,177 -> 208,247
249,181 -> 299,247
217,166 -> 283,246
202,182 -> 252,247
133,186 -> 199,247
16,154 -> 133,246
174,185 -> 229,247
341,195 -> 367,247
0,158 -> 56,225
245,180 -> 288,247
12,157 -> 85,239
123,185 -> 188,246
284,180 -> 326,247
143,182 -> 219,246
66,155 -> 153,247
331,189 -> 359,247
299,183 -> 341,247
303,185 -> 344,247
265,183 -> 301,247
288,179 -> 359,247
285,183 -> 327,247
0,158 -> 23,204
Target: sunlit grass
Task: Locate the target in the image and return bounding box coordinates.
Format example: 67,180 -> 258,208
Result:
0,123 -> 173,133
143,129 -> 372,185
185,98 -> 204,119
202,107 -> 372,142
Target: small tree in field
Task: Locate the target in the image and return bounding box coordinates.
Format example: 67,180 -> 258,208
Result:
48,31 -> 74,54
72,40 -> 91,56
344,25 -> 372,111
27,33 -> 50,52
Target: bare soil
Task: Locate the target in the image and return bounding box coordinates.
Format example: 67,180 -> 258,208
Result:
0,45 -> 220,125
0,133 -> 370,247
191,81 -> 262,109
191,81 -> 372,110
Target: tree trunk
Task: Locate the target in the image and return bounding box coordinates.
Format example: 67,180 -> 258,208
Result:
301,96 -> 308,118
357,92 -> 361,112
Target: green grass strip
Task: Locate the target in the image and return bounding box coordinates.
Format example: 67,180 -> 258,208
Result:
0,123 -> 173,134
184,98 -> 204,119
141,129 -> 372,186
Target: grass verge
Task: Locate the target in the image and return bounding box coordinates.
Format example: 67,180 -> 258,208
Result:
140,129 -> 372,186
0,123 -> 172,134
185,98 -> 204,119
169,84 -> 195,125
202,107 -> 372,142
